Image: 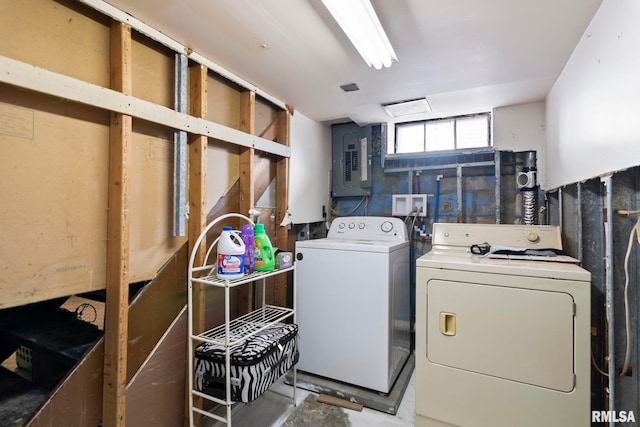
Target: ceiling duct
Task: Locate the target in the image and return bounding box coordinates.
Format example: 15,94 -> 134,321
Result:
382,98 -> 432,118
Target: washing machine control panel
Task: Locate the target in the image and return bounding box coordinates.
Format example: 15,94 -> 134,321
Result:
329,216 -> 407,241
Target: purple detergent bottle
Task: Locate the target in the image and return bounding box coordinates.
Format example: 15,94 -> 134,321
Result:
240,224 -> 254,274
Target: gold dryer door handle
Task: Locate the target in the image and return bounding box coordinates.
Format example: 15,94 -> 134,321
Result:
439,312 -> 456,336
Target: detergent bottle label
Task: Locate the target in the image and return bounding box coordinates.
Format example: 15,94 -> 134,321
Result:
254,244 -> 264,268
254,239 -> 274,271
218,254 -> 244,275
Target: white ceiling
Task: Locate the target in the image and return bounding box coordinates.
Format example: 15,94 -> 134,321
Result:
104,0 -> 602,126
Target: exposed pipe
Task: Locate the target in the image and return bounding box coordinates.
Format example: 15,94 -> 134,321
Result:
517,151 -> 538,225
495,151 -> 501,224
602,175 -> 615,425
577,182 -> 583,264
383,160 -> 495,174
523,191 -> 537,225
456,166 -> 463,223
558,187 -> 563,233
434,175 -> 443,224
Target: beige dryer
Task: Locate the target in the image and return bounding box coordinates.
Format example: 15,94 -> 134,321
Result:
415,223 -> 591,427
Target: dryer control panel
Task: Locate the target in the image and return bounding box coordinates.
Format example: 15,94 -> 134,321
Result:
328,216 -> 407,242
432,223 -> 563,250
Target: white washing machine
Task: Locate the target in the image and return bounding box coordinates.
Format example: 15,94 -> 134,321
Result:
295,216 -> 410,393
415,223 -> 591,427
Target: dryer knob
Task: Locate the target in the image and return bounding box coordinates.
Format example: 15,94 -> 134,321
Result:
358,223 -> 365,229
338,222 -> 345,229
527,232 -> 539,243
348,223 -> 355,229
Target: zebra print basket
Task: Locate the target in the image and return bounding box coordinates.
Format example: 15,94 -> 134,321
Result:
194,322 -> 298,402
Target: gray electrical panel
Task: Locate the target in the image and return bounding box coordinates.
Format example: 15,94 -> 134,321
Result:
331,122 -> 372,197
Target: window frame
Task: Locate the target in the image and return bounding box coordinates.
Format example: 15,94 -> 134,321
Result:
391,112 -> 492,156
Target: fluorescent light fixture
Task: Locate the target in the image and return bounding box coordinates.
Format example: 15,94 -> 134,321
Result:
382,98 -> 432,117
322,0 -> 397,70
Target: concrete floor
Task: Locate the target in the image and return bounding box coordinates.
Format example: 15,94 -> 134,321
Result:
204,370 -> 415,427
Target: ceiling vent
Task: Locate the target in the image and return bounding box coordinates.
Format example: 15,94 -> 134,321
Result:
382,98 -> 432,117
340,83 -> 360,92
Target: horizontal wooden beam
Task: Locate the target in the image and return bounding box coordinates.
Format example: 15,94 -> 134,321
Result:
0,55 -> 290,158
77,0 -> 287,111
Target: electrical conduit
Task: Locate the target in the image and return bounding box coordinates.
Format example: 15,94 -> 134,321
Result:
603,176 -> 615,426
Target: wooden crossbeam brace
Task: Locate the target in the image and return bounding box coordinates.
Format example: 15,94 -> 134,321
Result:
259,118 -> 279,141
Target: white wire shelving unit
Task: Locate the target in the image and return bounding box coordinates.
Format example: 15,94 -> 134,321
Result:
187,213 -> 296,427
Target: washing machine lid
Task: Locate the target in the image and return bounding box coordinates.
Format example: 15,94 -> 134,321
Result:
296,238 -> 408,253
417,250 -> 590,282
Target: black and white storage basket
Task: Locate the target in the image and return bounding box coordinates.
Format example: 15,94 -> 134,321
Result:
194,322 -> 298,403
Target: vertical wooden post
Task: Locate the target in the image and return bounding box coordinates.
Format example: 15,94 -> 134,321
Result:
187,64 -> 208,334
186,62 -> 208,427
275,110 -> 290,307
188,64 -> 208,269
238,91 -> 255,313
103,21 -> 132,427
239,91 -> 256,215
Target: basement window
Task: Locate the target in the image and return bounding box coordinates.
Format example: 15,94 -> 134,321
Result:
392,113 -> 491,155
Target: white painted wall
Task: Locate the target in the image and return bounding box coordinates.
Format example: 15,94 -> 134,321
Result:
289,112 -> 331,223
493,102 -> 547,187
546,0 -> 640,190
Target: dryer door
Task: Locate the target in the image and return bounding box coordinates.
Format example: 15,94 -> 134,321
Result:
426,279 -> 575,392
